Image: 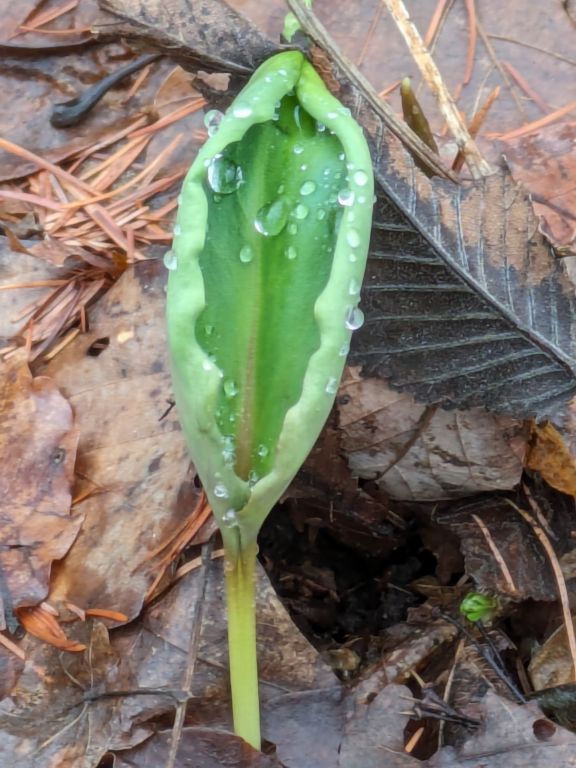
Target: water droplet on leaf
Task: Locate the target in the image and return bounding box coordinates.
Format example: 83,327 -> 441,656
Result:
285,245 -> 297,260
255,198 -> 289,236
239,245 -> 253,263
163,249 -> 177,271
300,181 -> 316,196
325,377 -> 338,394
293,144 -> 304,155
345,306 -> 365,330
214,482 -> 229,499
353,170 -> 369,187
232,104 -> 252,118
338,189 -> 355,207
348,278 -> 360,296
339,341 -> 350,356
222,508 -> 239,528
204,109 -> 224,136
257,444 -> 268,457
207,155 -> 243,194
346,228 -> 361,248
293,203 -> 309,220
224,379 -> 238,398
173,222 -> 182,236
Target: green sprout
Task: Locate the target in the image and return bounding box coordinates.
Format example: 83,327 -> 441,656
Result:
166,50 -> 373,749
459,592 -> 500,624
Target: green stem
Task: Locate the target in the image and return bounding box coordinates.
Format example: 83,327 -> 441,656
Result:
224,538 -> 260,749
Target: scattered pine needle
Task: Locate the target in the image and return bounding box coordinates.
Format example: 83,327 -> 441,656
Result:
502,61 -> 549,114
493,98 -> 576,140
380,0 -> 491,178
0,632 -> 26,661
506,495 -> 576,683
471,513 -> 518,596
0,94 -> 205,361
463,0 -> 477,85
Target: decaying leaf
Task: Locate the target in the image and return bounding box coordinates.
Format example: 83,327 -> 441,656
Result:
526,421 -> 576,497
41,261 -> 197,622
96,0 -> 284,74
287,1 -> 576,425
339,369 -> 527,500
437,478 -> 576,601
0,354 -> 81,622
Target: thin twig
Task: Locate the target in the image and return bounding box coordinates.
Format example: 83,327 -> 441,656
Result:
471,513 -> 518,596
286,0 -> 457,181
380,0 -> 491,178
463,0 -> 477,85
508,493 -> 576,683
166,537 -> 215,768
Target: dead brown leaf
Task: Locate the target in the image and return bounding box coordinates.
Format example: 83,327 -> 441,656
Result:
527,421 -> 576,497
338,369 -> 527,500
0,353 -> 81,622
41,260 -> 197,622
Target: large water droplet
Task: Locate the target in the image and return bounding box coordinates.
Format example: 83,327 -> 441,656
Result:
223,379 -> 238,398
254,198 -> 289,236
214,482 -> 229,499
338,189 -> 355,207
207,155 -> 243,194
285,245 -> 297,260
345,306 -> 365,331
239,245 -> 253,263
257,444 -> 268,457
163,249 -> 177,271
300,181 -> 316,196
232,104 -> 252,118
293,203 -> 309,220
346,228 -> 361,248
353,170 -> 369,187
204,109 -> 224,136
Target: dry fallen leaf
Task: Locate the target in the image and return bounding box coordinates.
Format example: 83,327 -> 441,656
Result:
339,369 -> 527,500
0,353 -> 81,623
526,421 -> 576,497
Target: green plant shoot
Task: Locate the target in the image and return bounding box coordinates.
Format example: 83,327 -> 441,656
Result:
459,592 -> 500,623
166,50 -> 373,749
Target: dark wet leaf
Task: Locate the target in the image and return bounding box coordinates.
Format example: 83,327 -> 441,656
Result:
113,727 -> 285,767
288,0 -> 576,422
437,478 -> 576,601
97,0 -> 285,74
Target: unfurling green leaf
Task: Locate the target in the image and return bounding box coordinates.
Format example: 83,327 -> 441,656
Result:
166,50 -> 373,748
